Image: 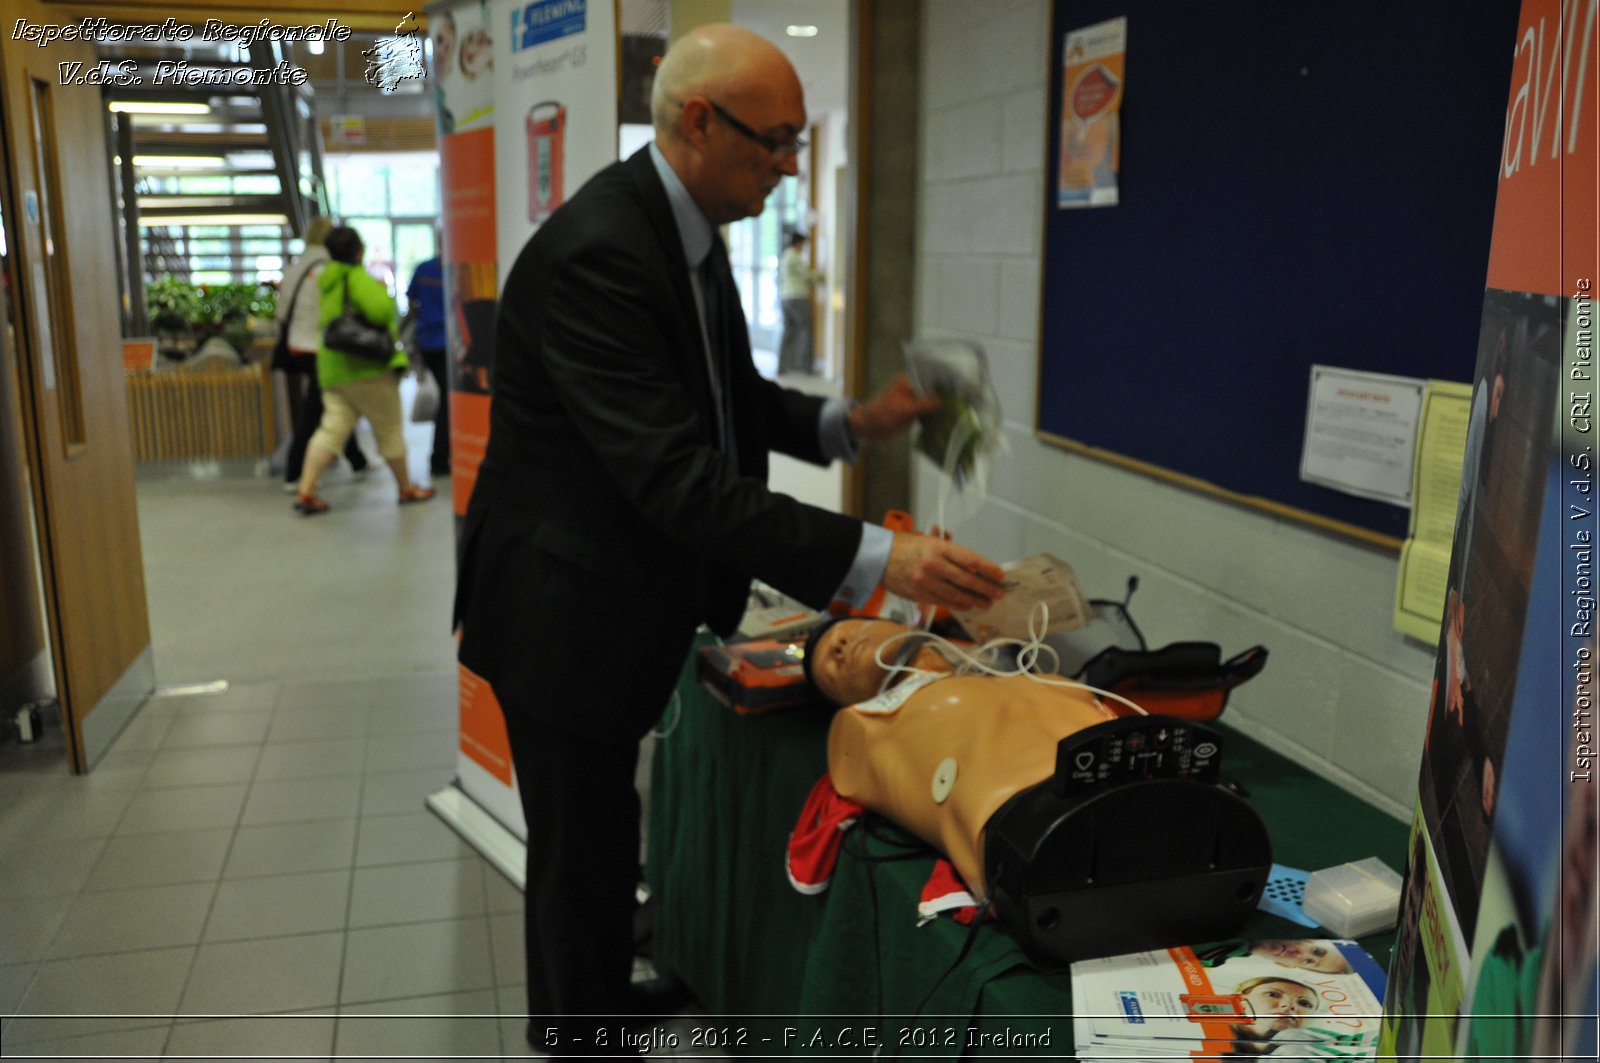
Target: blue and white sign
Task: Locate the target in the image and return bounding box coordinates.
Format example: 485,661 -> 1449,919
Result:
511,0 -> 585,52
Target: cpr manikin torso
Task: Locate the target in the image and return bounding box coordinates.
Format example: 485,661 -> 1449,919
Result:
811,619 -> 1116,897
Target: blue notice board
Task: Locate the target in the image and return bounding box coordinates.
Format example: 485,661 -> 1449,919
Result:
1036,0 -> 1520,544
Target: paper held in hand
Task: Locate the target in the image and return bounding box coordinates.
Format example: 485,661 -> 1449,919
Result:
953,553 -> 1091,643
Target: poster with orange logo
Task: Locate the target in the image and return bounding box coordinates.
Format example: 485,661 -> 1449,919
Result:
1057,16 -> 1125,209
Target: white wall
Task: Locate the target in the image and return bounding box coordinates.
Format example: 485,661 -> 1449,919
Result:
913,0 -> 1434,820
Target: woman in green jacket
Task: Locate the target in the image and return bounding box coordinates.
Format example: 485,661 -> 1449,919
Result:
293,225 -> 434,513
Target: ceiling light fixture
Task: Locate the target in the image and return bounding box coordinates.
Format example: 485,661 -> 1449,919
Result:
786,25 -> 819,37
109,101 -> 211,115
131,155 -> 227,169
138,213 -> 290,228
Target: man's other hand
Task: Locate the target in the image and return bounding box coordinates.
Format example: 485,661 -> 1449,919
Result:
848,375 -> 942,442
883,532 -> 1006,612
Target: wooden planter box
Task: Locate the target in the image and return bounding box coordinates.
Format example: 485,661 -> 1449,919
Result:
126,361 -> 277,463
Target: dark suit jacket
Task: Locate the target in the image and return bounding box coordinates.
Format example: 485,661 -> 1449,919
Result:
455,147 -> 861,741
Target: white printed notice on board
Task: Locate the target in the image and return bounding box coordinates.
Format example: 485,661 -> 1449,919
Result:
1299,365 -> 1426,508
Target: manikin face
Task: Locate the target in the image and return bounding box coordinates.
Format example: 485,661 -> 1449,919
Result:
808,619 -> 909,706
1241,979 -> 1316,1034
1252,939 -> 1350,975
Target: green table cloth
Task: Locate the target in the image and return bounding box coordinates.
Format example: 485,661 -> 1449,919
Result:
646,635 -> 1407,1056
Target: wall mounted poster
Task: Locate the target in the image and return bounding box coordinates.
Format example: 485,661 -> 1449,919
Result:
1380,0 -> 1598,1057
1056,16 -> 1124,208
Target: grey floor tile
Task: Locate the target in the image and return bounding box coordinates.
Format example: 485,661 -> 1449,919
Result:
101,711 -> 175,753
349,859 -> 486,928
164,1012 -> 335,1057
84,827 -> 233,890
335,989 -> 501,1057
0,789 -> 134,846
161,710 -> 273,750
340,917 -> 494,1005
0,834 -> 105,899
1,962 -> 37,1015
364,697 -> 458,737
485,864 -> 524,915
178,932 -> 344,1015
204,869 -> 351,942
363,731 -> 457,774
140,744 -> 261,789
6,947 -> 193,1044
239,775 -> 362,826
265,708 -> 370,744
0,893 -> 75,965
285,672 -> 457,716
360,766 -> 454,816
115,783 -> 247,835
355,810 -> 474,866
47,881 -> 215,958
488,911 -> 525,987
497,984 -> 531,1056
0,1022 -> 170,1058
224,819 -> 357,879
253,738 -> 366,782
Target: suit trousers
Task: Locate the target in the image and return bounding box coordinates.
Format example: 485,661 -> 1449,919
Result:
494,616 -> 697,1055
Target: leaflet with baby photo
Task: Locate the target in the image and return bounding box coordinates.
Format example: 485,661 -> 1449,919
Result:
1071,938 -> 1386,1055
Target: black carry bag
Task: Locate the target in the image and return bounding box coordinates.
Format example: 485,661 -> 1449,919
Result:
322,274 -> 395,362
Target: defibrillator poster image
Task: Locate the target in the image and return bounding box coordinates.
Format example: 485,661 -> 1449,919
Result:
527,101 -> 565,223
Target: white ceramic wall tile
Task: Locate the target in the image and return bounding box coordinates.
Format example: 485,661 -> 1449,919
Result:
933,256 -> 1001,336
997,258 -> 1043,341
1269,525 -> 1437,677
1002,90 -> 1048,174
919,182 -> 976,255
928,97 -> 1005,183
923,0 -> 995,39
981,343 -> 1041,431
969,173 -> 1043,256
1328,655 -> 1431,809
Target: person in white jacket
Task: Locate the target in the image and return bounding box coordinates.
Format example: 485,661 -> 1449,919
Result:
275,216 -> 369,489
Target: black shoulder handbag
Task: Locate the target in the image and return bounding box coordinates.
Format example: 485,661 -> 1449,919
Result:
323,273 -> 396,362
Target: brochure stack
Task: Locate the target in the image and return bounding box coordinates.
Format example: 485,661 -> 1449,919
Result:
1071,938 -> 1387,1060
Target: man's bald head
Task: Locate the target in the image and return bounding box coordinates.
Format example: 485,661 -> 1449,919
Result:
651,23 -> 803,141
649,23 -> 806,224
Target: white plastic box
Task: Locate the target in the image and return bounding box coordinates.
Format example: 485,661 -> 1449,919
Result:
1302,856 -> 1403,938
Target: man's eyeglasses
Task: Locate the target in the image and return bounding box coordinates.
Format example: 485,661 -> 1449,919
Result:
679,98 -> 808,160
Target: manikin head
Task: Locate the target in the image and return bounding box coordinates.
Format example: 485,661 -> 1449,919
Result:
1249,939 -> 1350,975
1235,976 -> 1317,1036
804,617 -> 947,706
651,23 -> 806,225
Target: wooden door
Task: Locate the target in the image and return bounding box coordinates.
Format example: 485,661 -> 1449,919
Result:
0,0 -> 153,770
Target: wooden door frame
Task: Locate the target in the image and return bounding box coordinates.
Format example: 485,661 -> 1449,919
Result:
0,8 -> 155,771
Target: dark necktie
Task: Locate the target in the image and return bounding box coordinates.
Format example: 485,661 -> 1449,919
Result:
700,235 -> 739,453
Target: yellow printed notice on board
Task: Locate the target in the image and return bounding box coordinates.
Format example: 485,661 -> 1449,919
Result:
1393,380 -> 1471,643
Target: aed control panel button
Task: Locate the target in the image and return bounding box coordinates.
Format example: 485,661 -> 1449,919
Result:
1054,716 -> 1226,795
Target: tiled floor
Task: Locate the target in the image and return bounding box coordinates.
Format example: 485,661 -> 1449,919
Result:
0,441 -> 546,1060
0,381 -> 842,1060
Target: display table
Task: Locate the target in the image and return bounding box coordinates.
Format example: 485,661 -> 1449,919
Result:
646,633 -> 1408,1055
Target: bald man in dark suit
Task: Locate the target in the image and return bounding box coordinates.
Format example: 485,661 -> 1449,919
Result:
454,23 -> 1006,1047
